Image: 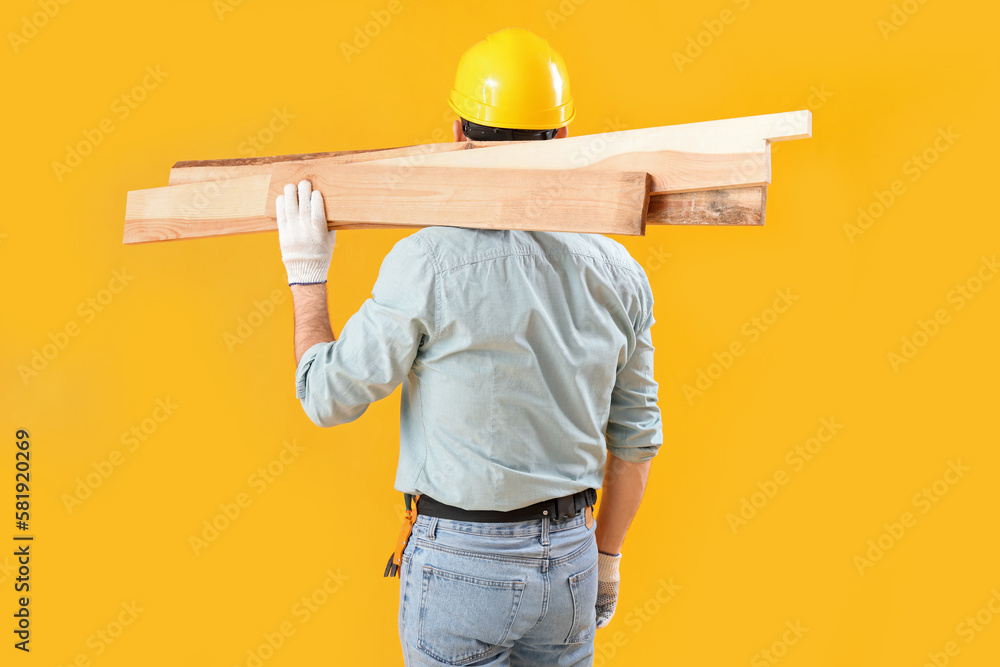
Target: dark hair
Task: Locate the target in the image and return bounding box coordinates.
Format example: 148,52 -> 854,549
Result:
461,118 -> 559,141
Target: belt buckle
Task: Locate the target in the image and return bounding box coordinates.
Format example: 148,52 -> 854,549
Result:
555,494 -> 576,522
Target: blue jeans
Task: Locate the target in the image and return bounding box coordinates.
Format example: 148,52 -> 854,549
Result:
398,508 -> 599,666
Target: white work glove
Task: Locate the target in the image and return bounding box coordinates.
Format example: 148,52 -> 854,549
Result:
596,551 -> 621,628
276,179 -> 336,285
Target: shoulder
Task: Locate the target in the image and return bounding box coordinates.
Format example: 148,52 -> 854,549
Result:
550,232 -> 648,279
405,226 -> 471,255
573,234 -> 655,314
372,231 -> 443,287
586,234 -> 643,270
385,228 -> 456,263
380,227 -> 494,279
403,227 -> 508,270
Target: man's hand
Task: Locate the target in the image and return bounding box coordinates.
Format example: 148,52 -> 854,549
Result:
596,550 -> 621,628
276,179 -> 336,285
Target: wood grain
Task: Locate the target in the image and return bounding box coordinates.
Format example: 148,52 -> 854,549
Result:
167,140 -> 522,186
286,187 -> 766,228
124,176 -> 765,244
168,111 -> 810,193
647,186 -> 767,226
130,111 -> 809,243
124,166 -> 650,244
359,111 -> 809,192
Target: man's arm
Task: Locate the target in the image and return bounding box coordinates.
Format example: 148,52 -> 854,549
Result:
594,292 -> 661,629
595,452 -> 652,554
598,305 -> 661,554
274,178 -> 339,367
291,283 -> 335,366
285,221 -> 437,428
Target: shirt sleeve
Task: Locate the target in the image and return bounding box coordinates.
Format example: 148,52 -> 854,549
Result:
605,301 -> 663,463
294,233 -> 437,427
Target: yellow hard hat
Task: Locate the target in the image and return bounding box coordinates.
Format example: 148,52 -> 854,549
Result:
448,27 -> 576,131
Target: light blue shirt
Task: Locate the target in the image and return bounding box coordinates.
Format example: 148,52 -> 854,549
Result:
295,227 -> 662,511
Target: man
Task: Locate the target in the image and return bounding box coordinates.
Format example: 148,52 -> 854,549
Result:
276,27 -> 662,666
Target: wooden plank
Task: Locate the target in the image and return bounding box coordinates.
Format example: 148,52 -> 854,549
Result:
309,187 -> 767,228
129,110 -> 808,242
283,187 -> 766,228
124,175 -> 273,243
647,186 -> 766,226
167,111 -> 809,193
172,141 -> 769,201
125,173 -> 765,245
124,166 -> 650,244
362,145 -> 771,194
167,140 -> 522,185
359,110 -> 808,193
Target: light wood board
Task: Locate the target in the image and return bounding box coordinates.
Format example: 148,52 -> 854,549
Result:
357,110 -> 809,193
167,140 -> 522,186
126,110 -> 808,243
648,186 -> 767,226
124,167 -> 651,243
167,110 -> 810,194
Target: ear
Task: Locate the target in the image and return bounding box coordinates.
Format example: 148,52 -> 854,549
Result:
453,119 -> 468,142
556,126 -> 569,139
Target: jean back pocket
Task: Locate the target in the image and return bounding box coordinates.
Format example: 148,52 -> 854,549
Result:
565,559 -> 598,643
417,564 -> 526,665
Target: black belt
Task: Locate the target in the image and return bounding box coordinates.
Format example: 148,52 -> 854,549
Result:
415,488 -> 597,523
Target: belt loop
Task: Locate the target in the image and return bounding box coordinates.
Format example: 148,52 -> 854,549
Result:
540,516 -> 550,546
427,516 -> 438,541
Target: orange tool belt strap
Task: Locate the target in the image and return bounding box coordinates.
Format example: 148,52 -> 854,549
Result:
384,492 -> 421,578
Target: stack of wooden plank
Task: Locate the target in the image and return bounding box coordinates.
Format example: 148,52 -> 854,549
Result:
122,110 -> 811,243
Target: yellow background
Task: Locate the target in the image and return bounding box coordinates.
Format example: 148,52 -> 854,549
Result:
3,0 -> 998,665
